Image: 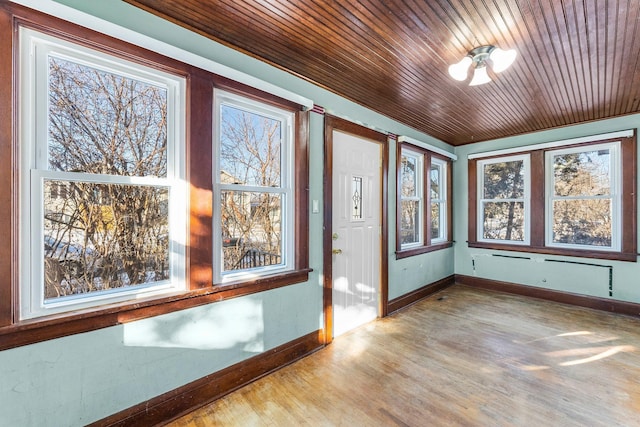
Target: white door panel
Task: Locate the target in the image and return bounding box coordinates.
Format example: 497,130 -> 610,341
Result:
332,130 -> 381,337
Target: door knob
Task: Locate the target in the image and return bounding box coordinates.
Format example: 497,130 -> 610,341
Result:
332,248 -> 342,255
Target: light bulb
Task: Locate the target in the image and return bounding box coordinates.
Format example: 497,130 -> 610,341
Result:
448,56 -> 472,81
489,47 -> 517,73
469,64 -> 492,86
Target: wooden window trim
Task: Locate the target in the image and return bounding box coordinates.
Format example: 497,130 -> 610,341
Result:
0,2 -> 310,350
396,142 -> 453,259
467,135 -> 637,262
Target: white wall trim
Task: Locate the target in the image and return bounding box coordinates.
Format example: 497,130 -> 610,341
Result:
467,129 -> 634,159
10,0 -> 314,109
397,135 -> 457,160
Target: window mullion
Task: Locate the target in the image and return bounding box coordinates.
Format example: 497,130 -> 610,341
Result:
424,153 -> 431,247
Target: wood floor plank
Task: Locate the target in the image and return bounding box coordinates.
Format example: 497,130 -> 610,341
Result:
167,284 -> 640,426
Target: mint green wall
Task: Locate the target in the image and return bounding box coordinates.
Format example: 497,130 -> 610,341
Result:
0,1 -> 455,425
386,142 -> 455,300
6,2 -> 638,426
453,114 -> 640,303
1,283 -> 320,426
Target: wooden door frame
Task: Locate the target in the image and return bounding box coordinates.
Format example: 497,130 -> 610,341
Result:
322,115 -> 389,345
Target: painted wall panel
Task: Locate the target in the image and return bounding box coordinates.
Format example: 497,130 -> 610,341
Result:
0,282 -> 321,426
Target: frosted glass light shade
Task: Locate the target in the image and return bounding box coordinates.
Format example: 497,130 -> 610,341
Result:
489,47 -> 517,73
448,56 -> 472,81
469,65 -> 492,86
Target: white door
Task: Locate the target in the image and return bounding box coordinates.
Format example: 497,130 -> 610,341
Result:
331,130 -> 381,337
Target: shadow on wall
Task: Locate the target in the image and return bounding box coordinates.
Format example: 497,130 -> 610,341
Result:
123,297 -> 265,352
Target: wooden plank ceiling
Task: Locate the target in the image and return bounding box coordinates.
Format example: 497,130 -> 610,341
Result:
125,0 -> 640,146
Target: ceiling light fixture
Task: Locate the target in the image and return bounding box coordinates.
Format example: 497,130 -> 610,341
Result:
448,45 -> 517,86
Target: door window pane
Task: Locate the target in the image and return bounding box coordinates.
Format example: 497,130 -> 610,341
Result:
352,176 -> 363,219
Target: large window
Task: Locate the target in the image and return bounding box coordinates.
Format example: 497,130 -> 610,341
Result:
430,157 -> 448,243
20,28 -> 186,319
214,91 -> 294,282
468,133 -> 636,261
477,155 -> 530,245
399,149 -> 423,247
0,3 -> 310,350
397,143 -> 452,258
546,142 -> 620,251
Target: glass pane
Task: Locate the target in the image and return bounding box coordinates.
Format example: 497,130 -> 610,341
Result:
552,199 -> 612,246
483,160 -> 525,199
401,154 -> 418,197
431,202 -> 441,240
482,201 -> 525,241
221,191 -> 283,272
48,57 -> 168,177
400,200 -> 420,245
430,165 -> 441,200
553,149 -> 611,197
352,176 -> 363,219
43,180 -> 169,301
220,104 -> 281,187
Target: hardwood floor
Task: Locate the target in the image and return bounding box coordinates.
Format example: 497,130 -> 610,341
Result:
167,284 -> 640,426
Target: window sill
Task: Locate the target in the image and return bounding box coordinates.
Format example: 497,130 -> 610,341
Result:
0,268 -> 312,351
396,242 -> 453,259
467,241 -> 637,262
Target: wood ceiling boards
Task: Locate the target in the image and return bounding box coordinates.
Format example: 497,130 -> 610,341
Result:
125,0 -> 640,146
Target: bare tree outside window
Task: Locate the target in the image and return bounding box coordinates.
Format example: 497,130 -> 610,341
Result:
44,57 -> 170,300
551,149 -> 612,246
400,153 -> 420,245
219,104 -> 284,271
430,163 -> 443,240
481,159 -> 526,241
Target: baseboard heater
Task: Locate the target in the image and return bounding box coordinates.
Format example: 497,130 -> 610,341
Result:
471,253 -> 614,298
544,258 -> 613,297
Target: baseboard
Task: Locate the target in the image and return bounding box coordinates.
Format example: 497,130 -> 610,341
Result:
388,275 -> 455,314
91,329 -> 323,426
455,274 -> 640,317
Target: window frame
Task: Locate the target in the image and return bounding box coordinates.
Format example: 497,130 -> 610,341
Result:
396,142 -> 453,259
476,154 -> 531,246
545,141 -> 621,252
398,147 -> 424,249
430,157 -> 448,244
468,134 -> 637,262
0,3 -> 310,351
212,90 -> 295,283
19,27 -> 188,319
